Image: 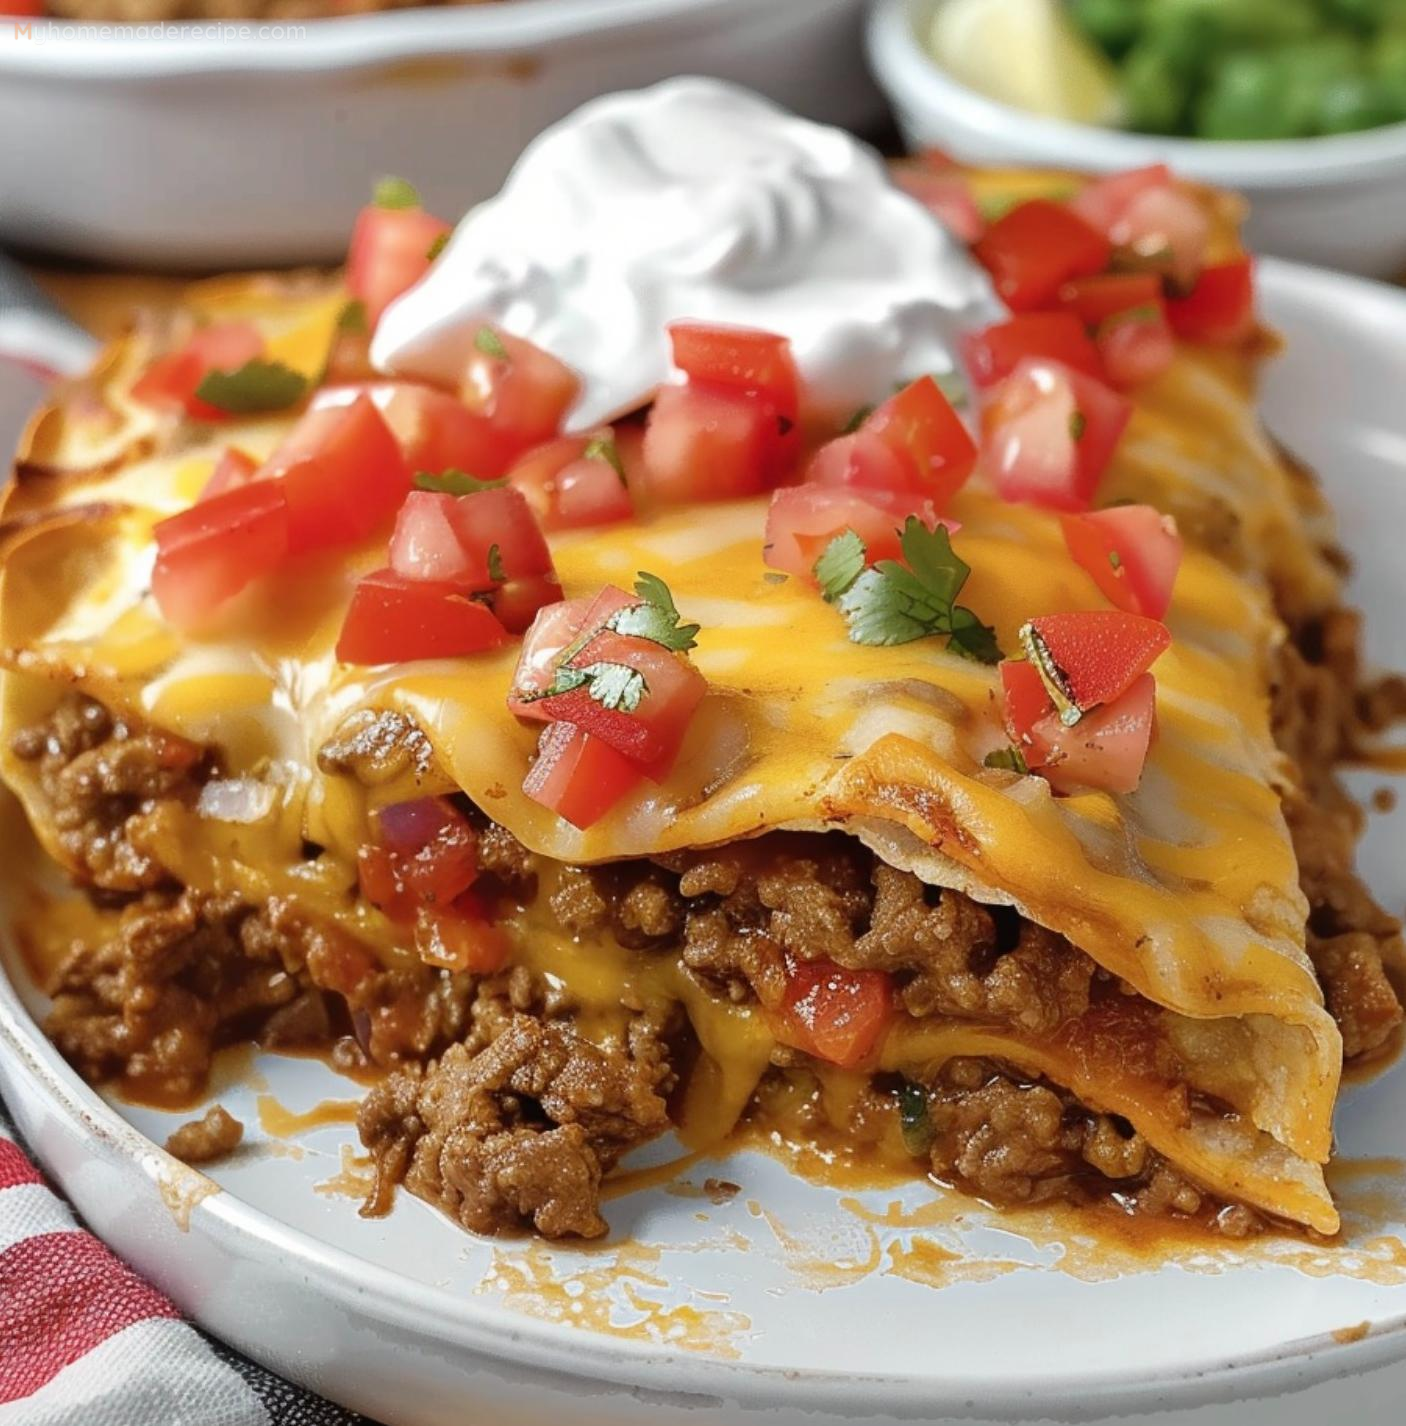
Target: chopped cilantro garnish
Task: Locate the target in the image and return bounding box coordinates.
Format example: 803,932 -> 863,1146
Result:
814,528 -> 867,604
1069,410 -> 1087,441
374,176 -> 421,211
821,518 -> 1001,663
426,232 -> 449,262
1108,550 -> 1123,570
607,571 -> 699,652
762,571 -> 789,586
897,1080 -> 935,1158
984,745 -> 1029,775
841,403 -> 875,435
194,360 -> 308,416
1019,623 -> 1082,727
474,327 -> 509,361
336,299 -> 368,334
583,433 -> 627,485
413,469 -> 506,495
544,661 -> 647,713
487,543 -> 505,585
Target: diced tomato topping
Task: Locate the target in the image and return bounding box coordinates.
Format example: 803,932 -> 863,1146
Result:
999,662 -> 1157,795
1094,306 -> 1176,388
461,328 -> 580,449
357,796 -> 479,923
863,376 -> 977,510
805,430 -> 925,514
347,203 -> 451,328
414,896 -> 510,975
981,358 -> 1132,513
508,593 -> 608,701
1166,259 -> 1256,346
893,167 -> 985,244
131,321 -> 265,423
262,395 -> 410,555
668,323 -> 800,426
642,382 -> 780,506
1024,609 -> 1171,713
1055,273 -> 1164,328
151,480 -> 289,629
1061,506 -> 1183,620
201,447 -> 259,501
522,721 -> 645,830
961,313 -> 1102,391
973,200 -> 1111,312
508,432 -> 634,531
388,487 -> 553,589
336,569 -> 508,664
314,382 -> 521,480
763,487 -> 912,580
1073,168 -> 1208,293
770,953 -> 895,1069
490,573 -> 566,636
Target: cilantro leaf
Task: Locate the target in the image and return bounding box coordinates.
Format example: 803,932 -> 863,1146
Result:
474,327 -> 508,361
608,571 -> 699,652
414,469 -> 506,495
835,518 -> 1002,660
487,543 -> 505,585
336,299 -> 368,333
984,745 -> 1029,774
814,529 -> 867,603
583,433 -> 627,485
426,232 -> 449,262
545,661 -> 647,713
374,176 -> 421,211
194,360 -> 308,416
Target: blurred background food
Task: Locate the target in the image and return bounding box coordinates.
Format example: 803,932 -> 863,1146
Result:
929,0 -> 1406,140
39,0 -> 503,18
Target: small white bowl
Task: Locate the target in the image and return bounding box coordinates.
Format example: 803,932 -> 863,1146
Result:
868,0 -> 1406,279
0,0 -> 878,269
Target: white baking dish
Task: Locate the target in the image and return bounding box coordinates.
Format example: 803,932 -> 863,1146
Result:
0,0 -> 879,268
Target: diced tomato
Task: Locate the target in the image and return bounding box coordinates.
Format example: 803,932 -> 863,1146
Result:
763,487 -> 911,580
508,594 -> 603,700
1166,259 -> 1256,346
1024,609 -> 1171,713
201,447 -> 259,501
462,329 -> 580,448
961,313 -> 1102,391
1055,273 -> 1164,328
669,323 -> 800,425
981,358 -> 1132,513
389,487 -> 553,589
508,432 -> 634,531
805,430 -> 925,514
261,395 -> 410,555
131,321 -> 265,423
973,200 -> 1111,312
1094,306 -> 1176,388
999,661 -> 1157,794
1031,674 -> 1157,796
490,573 -> 566,636
336,569 -> 508,664
863,376 -> 977,510
1061,506 -> 1183,620
357,796 -> 478,922
151,480 -> 289,629
314,382 -> 520,480
522,721 -> 645,830
414,897 -> 510,974
642,382 -> 778,505
347,203 -> 451,328
770,953 -> 895,1069
1073,168 -> 1207,292
893,167 -> 985,244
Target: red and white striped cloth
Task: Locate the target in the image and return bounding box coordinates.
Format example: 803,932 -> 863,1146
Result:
0,1103 -> 376,1424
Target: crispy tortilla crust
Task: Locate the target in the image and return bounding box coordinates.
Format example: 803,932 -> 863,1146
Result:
0,230 -> 1394,1239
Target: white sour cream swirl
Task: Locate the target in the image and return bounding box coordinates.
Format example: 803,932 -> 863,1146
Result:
372,77 -> 1000,430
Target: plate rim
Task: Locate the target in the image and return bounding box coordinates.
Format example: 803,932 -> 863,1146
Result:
3,255 -> 1406,1419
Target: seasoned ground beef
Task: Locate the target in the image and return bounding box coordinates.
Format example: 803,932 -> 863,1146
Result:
358,993 -> 675,1239
165,1105 -> 243,1164
10,695 -> 208,893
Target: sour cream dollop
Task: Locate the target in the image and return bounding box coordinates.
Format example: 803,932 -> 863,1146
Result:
372,77 -> 1000,430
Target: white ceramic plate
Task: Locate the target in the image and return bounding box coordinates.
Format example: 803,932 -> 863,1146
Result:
4,259 -> 1406,1426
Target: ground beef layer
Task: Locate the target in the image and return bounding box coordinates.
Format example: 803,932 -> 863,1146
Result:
8,590 -> 1404,1241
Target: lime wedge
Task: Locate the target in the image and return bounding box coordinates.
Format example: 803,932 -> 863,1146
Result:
929,0 -> 1124,126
